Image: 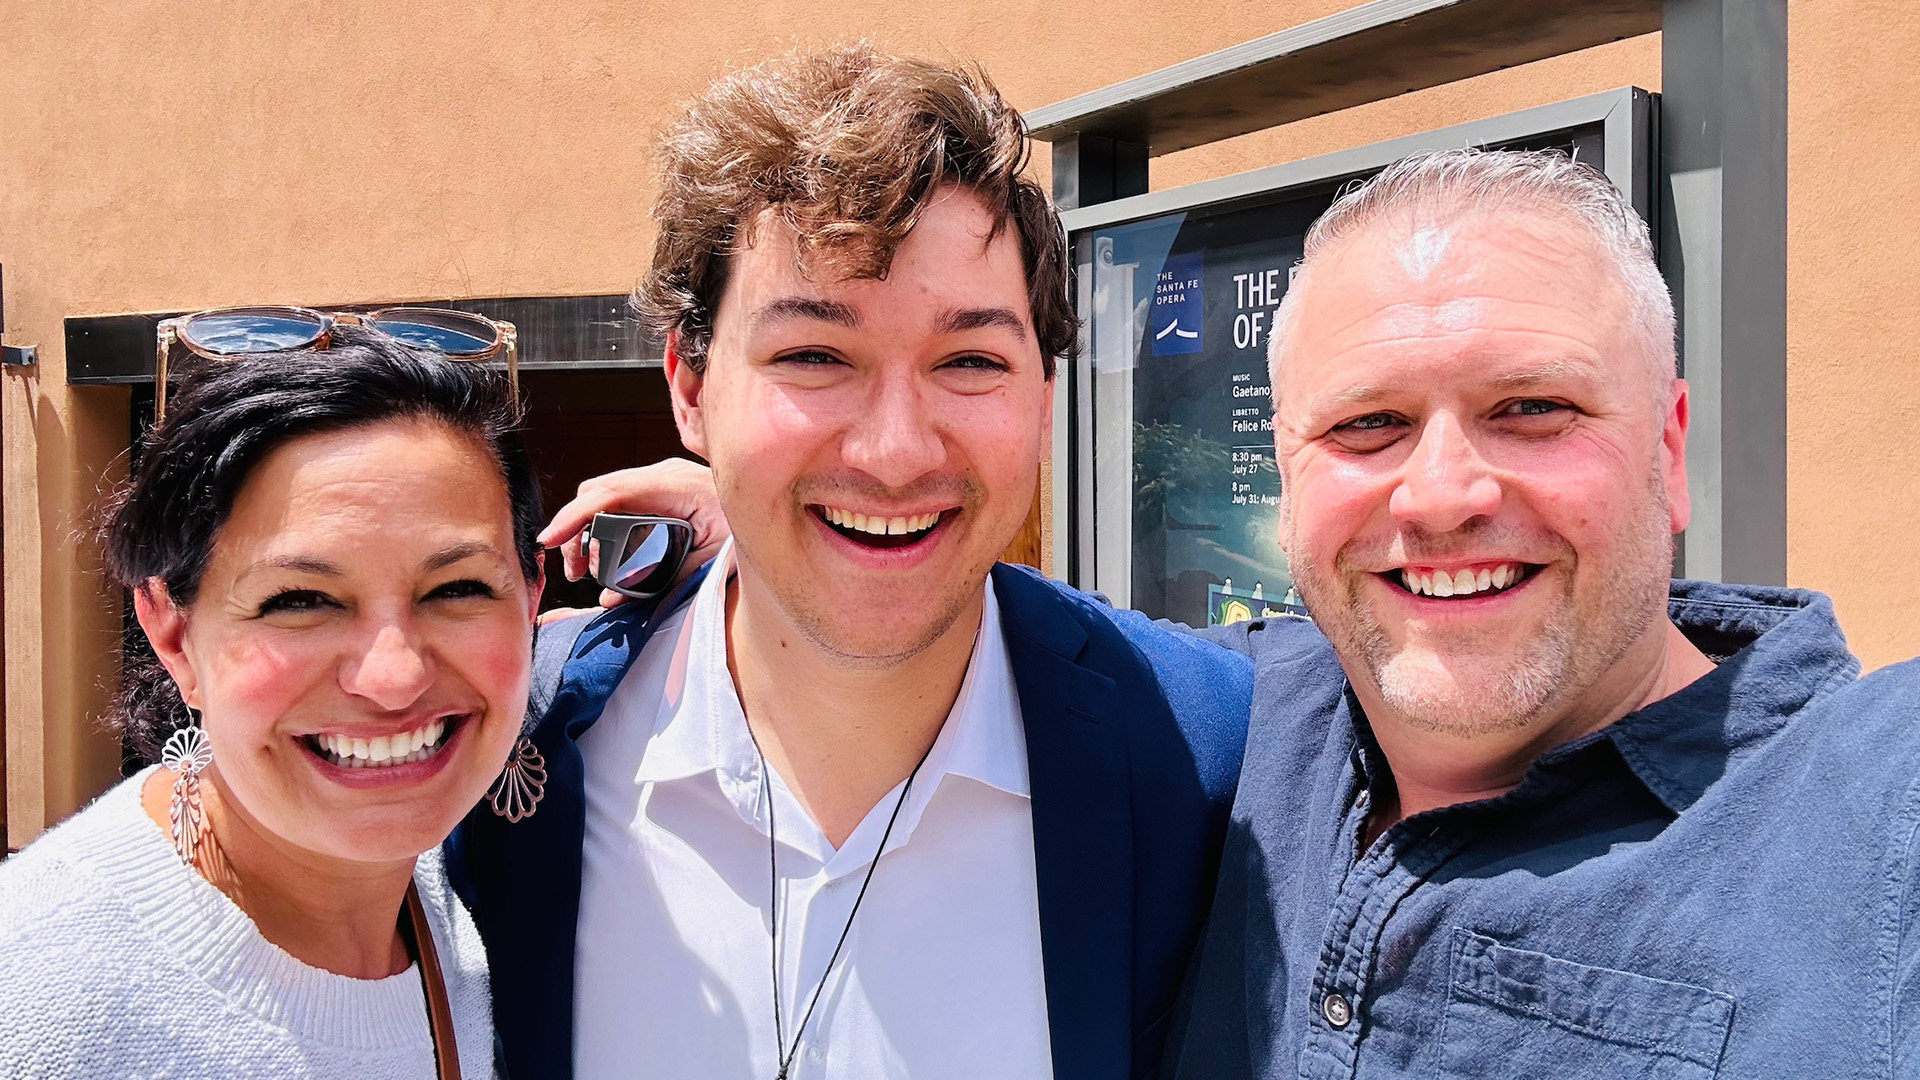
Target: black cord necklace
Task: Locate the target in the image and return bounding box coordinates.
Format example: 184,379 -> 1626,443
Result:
751,733 -> 932,1080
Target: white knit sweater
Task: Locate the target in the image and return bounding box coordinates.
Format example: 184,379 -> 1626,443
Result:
0,769 -> 494,1079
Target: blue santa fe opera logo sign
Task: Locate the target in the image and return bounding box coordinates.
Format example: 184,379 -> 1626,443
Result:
1151,252 -> 1204,356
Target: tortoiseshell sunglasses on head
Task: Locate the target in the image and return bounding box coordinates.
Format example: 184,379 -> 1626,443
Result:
153,305 -> 517,420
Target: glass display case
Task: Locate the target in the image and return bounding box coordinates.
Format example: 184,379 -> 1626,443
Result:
1056,89 -> 1653,626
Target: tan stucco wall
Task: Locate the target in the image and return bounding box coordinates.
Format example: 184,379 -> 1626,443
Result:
0,0 -> 1908,840
1785,0 -> 1920,673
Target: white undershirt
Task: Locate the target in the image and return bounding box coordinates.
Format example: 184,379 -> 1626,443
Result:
574,542 -> 1054,1080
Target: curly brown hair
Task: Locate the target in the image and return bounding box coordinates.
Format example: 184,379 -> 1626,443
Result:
635,43 -> 1074,378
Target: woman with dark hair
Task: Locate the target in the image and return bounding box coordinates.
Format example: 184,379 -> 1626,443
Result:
0,321 -> 543,1079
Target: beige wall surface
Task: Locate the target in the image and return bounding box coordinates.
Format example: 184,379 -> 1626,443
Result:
0,0 -> 1909,840
1786,0 -> 1920,672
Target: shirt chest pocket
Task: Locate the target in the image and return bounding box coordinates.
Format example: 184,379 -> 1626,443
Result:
1440,929 -> 1735,1080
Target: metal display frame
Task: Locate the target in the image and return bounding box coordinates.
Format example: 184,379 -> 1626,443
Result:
1054,88 -> 1655,603
1033,0 -> 1788,590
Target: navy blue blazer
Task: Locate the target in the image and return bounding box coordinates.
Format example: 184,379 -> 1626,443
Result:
447,562 -> 1254,1080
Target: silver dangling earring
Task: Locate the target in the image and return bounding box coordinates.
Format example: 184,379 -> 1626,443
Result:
160,720 -> 214,865
488,736 -> 546,822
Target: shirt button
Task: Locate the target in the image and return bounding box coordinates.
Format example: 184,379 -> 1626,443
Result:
1322,991 -> 1353,1029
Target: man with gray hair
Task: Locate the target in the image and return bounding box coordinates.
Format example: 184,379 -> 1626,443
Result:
1161,147 -> 1920,1078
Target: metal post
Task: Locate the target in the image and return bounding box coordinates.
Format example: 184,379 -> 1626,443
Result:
1050,134 -> 1148,211
1049,134 -> 1146,585
1660,0 -> 1789,584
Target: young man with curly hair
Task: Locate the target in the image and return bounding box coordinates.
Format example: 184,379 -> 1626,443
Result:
451,45 -> 1261,1080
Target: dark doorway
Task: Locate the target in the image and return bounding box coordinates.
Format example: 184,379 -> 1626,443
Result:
519,367 -> 691,611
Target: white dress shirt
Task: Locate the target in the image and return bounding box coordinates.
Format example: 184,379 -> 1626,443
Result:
574,542 -> 1054,1079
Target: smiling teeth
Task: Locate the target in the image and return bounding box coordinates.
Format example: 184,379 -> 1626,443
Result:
314,718 -> 449,768
1400,563 -> 1524,598
820,506 -> 942,536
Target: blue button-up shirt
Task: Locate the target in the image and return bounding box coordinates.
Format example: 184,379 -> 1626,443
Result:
1160,580 -> 1920,1079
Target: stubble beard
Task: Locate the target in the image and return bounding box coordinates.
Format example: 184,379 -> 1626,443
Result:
1290,467 -> 1674,740
780,568 -> 983,671
730,471 -> 990,672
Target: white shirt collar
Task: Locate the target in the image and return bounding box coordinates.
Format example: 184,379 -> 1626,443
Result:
926,576 -> 1029,799
631,540 -> 1028,868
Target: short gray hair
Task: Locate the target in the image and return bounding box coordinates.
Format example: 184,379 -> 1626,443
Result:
1270,148 -> 1675,401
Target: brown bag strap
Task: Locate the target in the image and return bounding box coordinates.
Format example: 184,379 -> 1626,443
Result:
403,880 -> 463,1080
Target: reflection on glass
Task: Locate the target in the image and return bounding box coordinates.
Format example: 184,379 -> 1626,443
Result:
1086,193 -> 1331,626
612,522 -> 674,594
370,312 -> 494,354
182,313 -> 326,353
